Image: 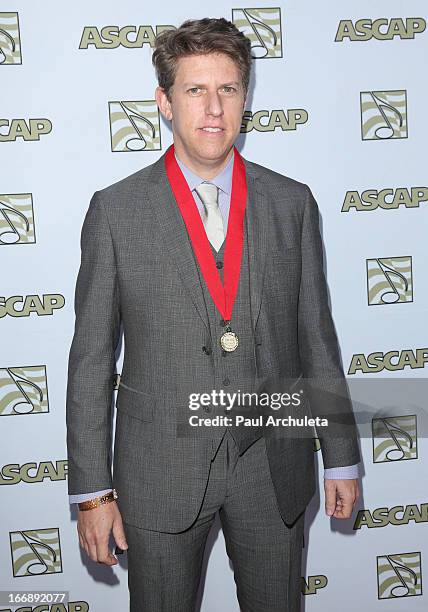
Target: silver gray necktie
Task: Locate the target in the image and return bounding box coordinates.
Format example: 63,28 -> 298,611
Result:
194,182 -> 225,252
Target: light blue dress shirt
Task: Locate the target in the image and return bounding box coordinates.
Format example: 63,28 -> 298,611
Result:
69,152 -> 358,504
175,150 -> 234,230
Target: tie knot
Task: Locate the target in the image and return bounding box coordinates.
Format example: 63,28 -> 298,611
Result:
195,182 -> 219,208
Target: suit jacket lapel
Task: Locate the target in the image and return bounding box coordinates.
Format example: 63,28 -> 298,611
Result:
245,167 -> 269,331
147,153 -> 210,331
146,152 -> 269,333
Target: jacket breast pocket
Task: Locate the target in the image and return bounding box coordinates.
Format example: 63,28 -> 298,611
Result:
115,382 -> 155,423
267,246 -> 301,289
270,246 -> 301,266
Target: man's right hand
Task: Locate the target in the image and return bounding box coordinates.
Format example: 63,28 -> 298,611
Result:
77,501 -> 128,565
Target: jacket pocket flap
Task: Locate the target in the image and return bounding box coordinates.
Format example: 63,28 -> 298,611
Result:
270,246 -> 301,264
115,383 -> 155,422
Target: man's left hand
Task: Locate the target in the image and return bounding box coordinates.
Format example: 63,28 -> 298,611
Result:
324,478 -> 360,519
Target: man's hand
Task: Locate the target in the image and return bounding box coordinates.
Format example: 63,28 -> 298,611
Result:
324,478 -> 360,519
77,501 -> 128,565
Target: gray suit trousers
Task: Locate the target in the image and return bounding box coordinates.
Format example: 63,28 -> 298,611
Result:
123,430 -> 305,612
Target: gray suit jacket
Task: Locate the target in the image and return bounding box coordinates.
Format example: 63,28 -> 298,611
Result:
66,151 -> 361,531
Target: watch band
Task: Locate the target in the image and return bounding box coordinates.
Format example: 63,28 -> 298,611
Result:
78,489 -> 118,511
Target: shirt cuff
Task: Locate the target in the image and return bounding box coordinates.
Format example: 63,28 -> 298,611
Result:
324,464 -> 359,479
69,489 -> 113,505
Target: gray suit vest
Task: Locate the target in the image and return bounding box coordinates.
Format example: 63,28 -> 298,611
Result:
195,215 -> 264,459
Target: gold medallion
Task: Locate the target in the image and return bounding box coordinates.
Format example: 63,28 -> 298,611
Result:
220,330 -> 239,352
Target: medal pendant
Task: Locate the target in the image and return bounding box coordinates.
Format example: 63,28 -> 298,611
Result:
220,329 -> 239,352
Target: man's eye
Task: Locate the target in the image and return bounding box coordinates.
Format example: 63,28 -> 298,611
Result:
222,86 -> 236,93
188,87 -> 201,95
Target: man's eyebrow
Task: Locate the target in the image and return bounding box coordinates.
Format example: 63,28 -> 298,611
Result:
182,83 -> 205,88
182,81 -> 241,88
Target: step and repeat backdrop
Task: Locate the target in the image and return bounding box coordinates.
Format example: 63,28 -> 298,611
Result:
1,1 -> 427,611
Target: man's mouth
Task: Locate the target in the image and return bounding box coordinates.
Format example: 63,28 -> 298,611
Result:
200,127 -> 224,133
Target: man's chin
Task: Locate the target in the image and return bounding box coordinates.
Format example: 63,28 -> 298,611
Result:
194,143 -> 234,163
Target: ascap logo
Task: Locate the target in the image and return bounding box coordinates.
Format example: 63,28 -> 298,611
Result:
0,460 -> 67,485
0,604 -> 88,612
109,100 -> 161,152
232,7 -> 282,58
0,12 -> 21,64
241,109 -> 308,133
360,90 -> 407,140
348,348 -> 428,374
367,256 -> 413,305
79,24 -> 175,49
10,527 -> 63,576
335,18 -> 426,42
0,193 -> 35,244
372,415 -> 417,462
341,187 -> 428,212
301,575 -> 328,595
377,552 -> 422,599
0,294 -> 65,318
355,504 -> 428,529
0,365 -> 49,416
0,118 -> 52,142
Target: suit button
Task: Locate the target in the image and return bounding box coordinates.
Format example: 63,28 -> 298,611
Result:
223,377 -> 230,386
216,261 -> 223,269
202,346 -> 212,355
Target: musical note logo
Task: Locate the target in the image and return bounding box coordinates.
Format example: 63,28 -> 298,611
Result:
0,194 -> 34,245
0,366 -> 48,416
109,100 -> 161,152
361,90 -> 408,140
10,528 -> 62,577
0,13 -> 21,64
377,552 -> 422,599
367,256 -> 413,305
232,8 -> 282,59
372,415 -> 417,463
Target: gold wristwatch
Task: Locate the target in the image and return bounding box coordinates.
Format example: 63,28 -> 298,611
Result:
78,489 -> 118,511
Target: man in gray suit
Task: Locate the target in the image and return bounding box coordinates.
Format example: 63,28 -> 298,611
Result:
66,17 -> 361,612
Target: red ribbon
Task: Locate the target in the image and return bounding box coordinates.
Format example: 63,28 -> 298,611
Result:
165,144 -> 247,322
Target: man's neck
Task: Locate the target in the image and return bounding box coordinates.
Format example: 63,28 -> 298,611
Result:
173,145 -> 234,180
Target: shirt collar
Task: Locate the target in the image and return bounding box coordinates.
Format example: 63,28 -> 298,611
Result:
174,150 -> 234,195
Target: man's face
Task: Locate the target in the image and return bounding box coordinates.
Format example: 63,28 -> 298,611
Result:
156,52 -> 246,175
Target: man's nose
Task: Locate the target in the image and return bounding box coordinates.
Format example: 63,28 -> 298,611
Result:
205,91 -> 224,117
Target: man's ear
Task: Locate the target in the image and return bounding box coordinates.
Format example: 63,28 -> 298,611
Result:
155,86 -> 172,121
